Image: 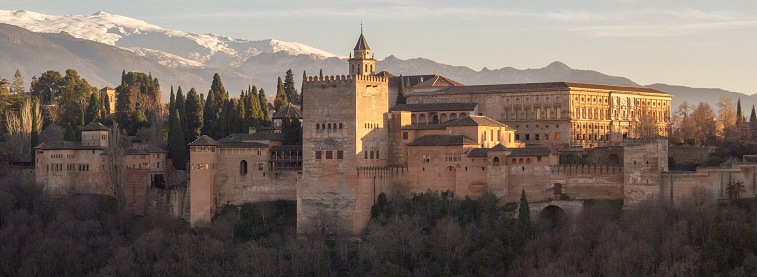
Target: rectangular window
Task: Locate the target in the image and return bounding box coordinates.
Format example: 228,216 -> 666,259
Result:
556,108 -> 561,119
515,134 -> 520,141
403,132 -> 408,140
525,134 -> 530,141
365,151 -> 368,159
536,108 -> 541,120
546,108 -> 551,119
376,150 -> 380,160
337,151 -> 344,159
555,133 -> 561,140
315,151 -> 322,160
545,134 -> 549,140
326,151 -> 333,159
258,163 -> 264,170
535,134 -> 540,140
497,130 -> 501,141
369,151 -> 374,159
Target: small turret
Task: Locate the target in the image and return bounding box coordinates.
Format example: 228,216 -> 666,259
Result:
348,27 -> 376,76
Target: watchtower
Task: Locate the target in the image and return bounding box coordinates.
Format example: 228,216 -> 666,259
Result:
298,32 -> 388,236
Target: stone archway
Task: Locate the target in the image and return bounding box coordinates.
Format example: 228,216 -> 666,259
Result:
538,205 -> 566,230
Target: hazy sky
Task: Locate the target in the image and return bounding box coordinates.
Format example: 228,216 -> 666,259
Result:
5,0 -> 757,94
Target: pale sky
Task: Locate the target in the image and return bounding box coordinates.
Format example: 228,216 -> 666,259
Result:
5,0 -> 757,94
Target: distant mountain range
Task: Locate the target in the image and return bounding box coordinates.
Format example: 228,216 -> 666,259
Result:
0,9 -> 753,111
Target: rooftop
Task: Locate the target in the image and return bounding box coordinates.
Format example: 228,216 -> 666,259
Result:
425,82 -> 668,95
36,141 -> 106,151
390,102 -> 477,112
188,135 -> 219,146
444,116 -> 509,128
408,134 -> 478,146
81,122 -> 109,131
272,103 -> 303,119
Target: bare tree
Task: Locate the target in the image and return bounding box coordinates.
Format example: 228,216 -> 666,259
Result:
718,97 -> 737,141
634,107 -> 659,139
3,97 -> 41,155
11,69 -> 24,95
105,121 -> 126,210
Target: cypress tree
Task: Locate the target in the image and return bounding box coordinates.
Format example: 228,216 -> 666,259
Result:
168,107 -> 186,170
283,117 -> 302,145
176,87 -> 188,143
517,190 -> 532,243
247,86 -> 262,129
168,86 -> 175,133
235,98 -> 246,133
319,69 -> 323,78
64,124 -> 76,141
737,98 -> 744,125
219,98 -> 232,138
397,75 -> 407,105
301,70 -> 306,111
284,69 -> 299,105
185,88 -> 203,144
274,77 -> 288,112
84,92 -> 99,125
751,106 -> 757,129
259,88 -> 271,126
201,89 -> 216,137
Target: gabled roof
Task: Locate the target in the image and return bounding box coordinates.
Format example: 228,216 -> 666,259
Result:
413,76 -> 465,88
272,103 -> 303,119
354,32 -> 370,50
388,75 -> 464,89
508,147 -> 552,157
374,70 -> 394,78
445,116 -> 508,128
491,144 -> 508,151
428,82 -> 668,95
408,134 -> 478,146
81,122 -> 109,131
391,102 -> 477,112
188,135 -> 219,146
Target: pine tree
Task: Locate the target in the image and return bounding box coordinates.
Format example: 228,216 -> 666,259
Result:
84,92 -> 99,125
274,77 -> 288,112
397,75 -> 407,105
517,190 -> 532,243
284,69 -> 299,105
259,88 -> 271,126
168,107 -> 186,170
176,87 -> 188,143
11,69 -> 24,94
185,88 -> 203,144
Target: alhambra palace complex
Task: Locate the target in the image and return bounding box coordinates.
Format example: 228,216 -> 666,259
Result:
33,32 -> 757,236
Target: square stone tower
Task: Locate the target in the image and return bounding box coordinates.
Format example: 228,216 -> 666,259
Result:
299,32 -> 388,236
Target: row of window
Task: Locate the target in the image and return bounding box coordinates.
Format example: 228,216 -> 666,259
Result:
515,133 -> 561,141
239,160 -> 265,175
191,163 -> 218,170
419,156 -> 542,165
315,150 -> 344,160
191,147 -> 216,152
51,154 -> 63,159
502,107 -> 562,121
364,150 -> 379,160
46,164 -> 89,172
365,122 -> 380,129
316,123 -> 343,130
220,148 -> 263,156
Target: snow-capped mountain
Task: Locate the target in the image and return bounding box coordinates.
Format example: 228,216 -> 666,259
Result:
0,10 -> 338,68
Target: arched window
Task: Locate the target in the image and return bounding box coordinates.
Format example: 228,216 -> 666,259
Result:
493,157 -> 500,166
339,123 -> 343,129
316,124 -> 320,130
240,160 -> 248,175
519,158 -> 524,164
526,158 -> 532,164
328,123 -> 332,129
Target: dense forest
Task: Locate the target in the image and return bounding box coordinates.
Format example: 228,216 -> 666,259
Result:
1,169 -> 757,276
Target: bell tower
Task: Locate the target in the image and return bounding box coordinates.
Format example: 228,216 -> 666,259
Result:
348,27 -> 376,75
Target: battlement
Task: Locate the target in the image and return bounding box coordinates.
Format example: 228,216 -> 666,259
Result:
304,74 -> 388,84
550,164 -> 622,175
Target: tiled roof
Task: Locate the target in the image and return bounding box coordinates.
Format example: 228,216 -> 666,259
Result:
508,147 -> 552,157
37,141 -> 106,151
408,134 -> 478,146
413,76 -> 465,88
445,116 -> 508,128
188,135 -> 219,146
81,122 -> 109,131
374,70 -> 395,78
354,33 -> 370,50
272,103 -> 303,119
388,75 -> 464,89
466,148 -> 489,157
390,102 -> 477,112
427,82 -> 668,95
491,144 -> 508,151
219,132 -> 285,142
218,142 -> 269,149
400,124 -> 446,130
270,145 -> 302,151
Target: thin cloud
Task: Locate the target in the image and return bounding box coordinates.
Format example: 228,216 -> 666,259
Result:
575,20 -> 757,37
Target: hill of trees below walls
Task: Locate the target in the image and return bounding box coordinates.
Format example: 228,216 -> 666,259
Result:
1,168 -> 757,276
